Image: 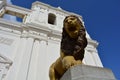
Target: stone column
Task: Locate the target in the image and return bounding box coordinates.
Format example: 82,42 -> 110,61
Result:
5,38 -> 34,80
27,40 -> 46,80
36,41 -> 48,80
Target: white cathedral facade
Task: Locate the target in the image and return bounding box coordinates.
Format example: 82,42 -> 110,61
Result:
0,1 -> 103,80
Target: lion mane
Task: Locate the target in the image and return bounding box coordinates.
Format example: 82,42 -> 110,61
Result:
61,15 -> 87,61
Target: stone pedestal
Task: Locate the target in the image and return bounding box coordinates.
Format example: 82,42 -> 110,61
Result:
60,65 -> 116,80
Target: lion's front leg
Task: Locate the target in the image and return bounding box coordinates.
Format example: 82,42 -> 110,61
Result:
75,60 -> 83,65
49,63 -> 56,80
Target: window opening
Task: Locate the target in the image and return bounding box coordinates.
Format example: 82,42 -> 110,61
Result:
48,13 -> 56,25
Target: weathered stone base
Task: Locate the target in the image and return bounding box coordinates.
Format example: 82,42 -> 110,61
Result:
60,65 -> 116,80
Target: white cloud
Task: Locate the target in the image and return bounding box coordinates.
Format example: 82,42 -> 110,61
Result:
3,14 -> 17,21
3,0 -> 17,21
7,0 -> 12,4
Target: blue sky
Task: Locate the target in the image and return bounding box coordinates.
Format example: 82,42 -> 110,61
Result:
11,0 -> 120,79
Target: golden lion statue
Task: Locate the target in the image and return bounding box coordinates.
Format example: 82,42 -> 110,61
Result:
49,15 -> 88,80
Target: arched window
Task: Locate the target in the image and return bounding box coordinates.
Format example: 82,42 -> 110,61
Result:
48,13 -> 56,25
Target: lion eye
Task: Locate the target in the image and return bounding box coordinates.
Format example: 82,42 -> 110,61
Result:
65,19 -> 68,22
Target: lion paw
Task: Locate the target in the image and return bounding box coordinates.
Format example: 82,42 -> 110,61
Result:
62,56 -> 77,69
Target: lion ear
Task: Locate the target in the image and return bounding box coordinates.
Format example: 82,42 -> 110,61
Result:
78,17 -> 86,27
64,16 -> 69,21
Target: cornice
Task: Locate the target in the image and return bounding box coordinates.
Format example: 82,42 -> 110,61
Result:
26,23 -> 62,39
0,18 -> 24,32
0,18 -> 98,44
6,4 -> 31,13
0,18 -> 62,40
87,38 -> 99,47
32,1 -> 82,19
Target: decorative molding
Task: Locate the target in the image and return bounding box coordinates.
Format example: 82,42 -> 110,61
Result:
5,4 -> 31,18
0,36 -> 14,45
87,38 -> 98,47
32,1 -> 82,18
0,53 -> 12,64
0,53 -> 12,80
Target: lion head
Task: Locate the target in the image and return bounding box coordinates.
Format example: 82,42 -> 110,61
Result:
63,15 -> 83,38
61,15 -> 88,61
